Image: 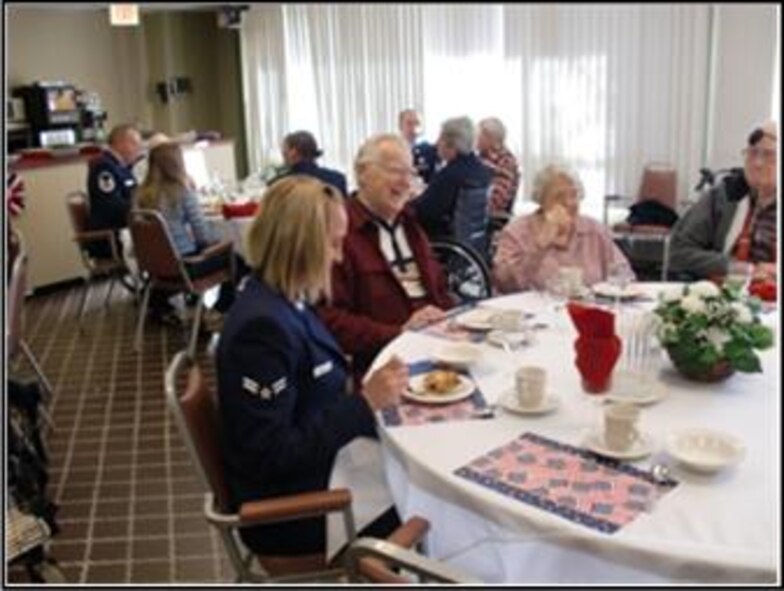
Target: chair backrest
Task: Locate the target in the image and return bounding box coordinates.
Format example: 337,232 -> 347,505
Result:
66,191 -> 90,235
637,164 -> 677,211
431,238 -> 492,304
128,209 -> 183,280
164,351 -> 232,512
7,231 -> 28,358
453,183 -> 491,262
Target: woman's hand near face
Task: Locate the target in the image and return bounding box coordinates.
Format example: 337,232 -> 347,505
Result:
362,356 -> 408,411
537,204 -> 574,248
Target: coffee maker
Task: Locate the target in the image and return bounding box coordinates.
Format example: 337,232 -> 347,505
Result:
15,81 -> 82,147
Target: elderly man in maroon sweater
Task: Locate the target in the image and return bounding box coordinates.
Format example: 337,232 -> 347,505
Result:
319,133 -> 454,384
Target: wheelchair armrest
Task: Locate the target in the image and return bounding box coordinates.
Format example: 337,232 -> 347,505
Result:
182,240 -> 234,265
238,488 -> 352,525
356,516 -> 431,583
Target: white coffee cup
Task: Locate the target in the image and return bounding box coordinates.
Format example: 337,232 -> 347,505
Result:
559,266 -> 584,298
604,403 -> 641,451
515,366 -> 547,408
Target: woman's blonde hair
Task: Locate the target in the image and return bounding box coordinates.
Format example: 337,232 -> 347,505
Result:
246,175 -> 341,303
135,142 -> 189,210
531,163 -> 585,204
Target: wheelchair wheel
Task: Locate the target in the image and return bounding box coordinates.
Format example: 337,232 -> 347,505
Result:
431,239 -> 492,304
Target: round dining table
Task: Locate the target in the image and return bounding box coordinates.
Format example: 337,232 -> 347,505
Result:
332,284 -> 779,584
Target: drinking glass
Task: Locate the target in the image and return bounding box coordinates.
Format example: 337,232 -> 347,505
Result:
606,261 -> 631,311
726,260 -> 753,294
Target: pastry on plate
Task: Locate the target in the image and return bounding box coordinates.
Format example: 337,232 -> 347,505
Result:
423,370 -> 461,395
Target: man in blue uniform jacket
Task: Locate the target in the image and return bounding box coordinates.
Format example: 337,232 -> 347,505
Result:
272,130 -> 349,197
399,109 -> 440,184
412,116 -> 492,241
85,124 -> 143,259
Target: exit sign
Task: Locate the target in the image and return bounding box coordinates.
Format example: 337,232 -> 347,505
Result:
109,4 -> 139,26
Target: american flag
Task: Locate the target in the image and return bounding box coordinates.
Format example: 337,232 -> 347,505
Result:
7,172 -> 25,217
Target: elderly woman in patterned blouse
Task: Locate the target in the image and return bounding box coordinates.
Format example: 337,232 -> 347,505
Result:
493,163 -> 633,293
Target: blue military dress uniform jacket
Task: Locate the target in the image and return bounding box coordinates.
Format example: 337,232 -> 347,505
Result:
273,160 -> 349,197
412,152 -> 493,240
85,150 -> 138,258
217,276 -> 376,554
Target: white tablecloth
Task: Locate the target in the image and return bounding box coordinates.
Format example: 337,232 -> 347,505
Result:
332,285 -> 779,583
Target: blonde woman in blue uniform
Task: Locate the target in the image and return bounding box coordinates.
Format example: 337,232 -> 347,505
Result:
217,176 -> 408,568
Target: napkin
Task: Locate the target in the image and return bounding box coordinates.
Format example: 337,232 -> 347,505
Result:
567,303 -> 621,393
222,201 -> 259,219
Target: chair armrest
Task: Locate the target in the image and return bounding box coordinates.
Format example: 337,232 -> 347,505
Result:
347,538 -> 481,584
357,516 -> 431,583
182,240 -> 233,265
386,516 -> 430,549
74,229 -> 117,244
238,488 -> 352,526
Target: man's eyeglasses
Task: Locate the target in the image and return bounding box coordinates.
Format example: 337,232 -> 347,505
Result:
742,147 -> 777,164
377,163 -> 416,179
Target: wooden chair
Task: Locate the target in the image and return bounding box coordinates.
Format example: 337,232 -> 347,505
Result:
65,190 -> 131,326
345,516 -> 480,584
164,351 -> 357,583
129,209 -> 234,359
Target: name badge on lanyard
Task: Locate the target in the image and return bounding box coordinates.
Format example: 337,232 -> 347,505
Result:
313,360 -> 334,379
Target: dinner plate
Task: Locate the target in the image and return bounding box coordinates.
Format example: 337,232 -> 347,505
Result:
432,343 -> 484,369
584,430 -> 654,460
605,381 -> 667,406
403,373 -> 476,405
665,428 -> 745,473
591,282 -> 645,301
498,390 -> 559,415
454,308 -> 497,331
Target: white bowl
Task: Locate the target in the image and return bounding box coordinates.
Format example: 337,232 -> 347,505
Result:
666,428 -> 746,473
432,343 -> 483,369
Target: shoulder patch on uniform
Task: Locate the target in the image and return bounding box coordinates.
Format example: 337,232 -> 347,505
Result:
313,361 -> 334,379
98,171 -> 116,194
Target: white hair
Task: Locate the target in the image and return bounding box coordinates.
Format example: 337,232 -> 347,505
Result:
354,133 -> 410,180
439,117 -> 475,155
479,117 -> 506,144
531,163 -> 585,204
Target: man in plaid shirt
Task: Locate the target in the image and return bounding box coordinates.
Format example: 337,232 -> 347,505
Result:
477,118 -> 520,216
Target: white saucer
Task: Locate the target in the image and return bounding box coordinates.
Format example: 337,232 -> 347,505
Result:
486,330 -> 530,349
454,308 -> 496,331
498,391 -> 559,415
592,282 -> 645,301
605,382 -> 668,406
584,430 -> 654,460
666,428 -> 745,473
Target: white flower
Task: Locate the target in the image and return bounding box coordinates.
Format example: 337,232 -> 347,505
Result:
690,280 -> 721,299
680,294 -> 706,315
731,302 -> 753,324
660,286 -> 684,303
705,327 -> 731,352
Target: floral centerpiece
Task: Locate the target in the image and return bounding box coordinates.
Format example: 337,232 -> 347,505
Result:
654,281 -> 774,381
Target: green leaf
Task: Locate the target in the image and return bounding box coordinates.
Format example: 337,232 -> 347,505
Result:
749,324 -> 774,350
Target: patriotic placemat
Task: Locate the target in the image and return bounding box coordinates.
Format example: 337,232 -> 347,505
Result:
381,360 -> 489,427
454,432 -> 678,534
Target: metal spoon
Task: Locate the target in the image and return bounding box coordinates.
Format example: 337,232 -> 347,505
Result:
651,463 -> 671,484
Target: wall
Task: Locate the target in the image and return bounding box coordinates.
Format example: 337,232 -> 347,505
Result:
707,4 -> 778,171
6,6 -> 247,176
6,7 -> 149,130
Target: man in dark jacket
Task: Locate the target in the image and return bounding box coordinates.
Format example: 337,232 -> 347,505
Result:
273,130 -> 349,197
412,116 -> 493,242
85,124 -> 143,259
399,109 -> 439,184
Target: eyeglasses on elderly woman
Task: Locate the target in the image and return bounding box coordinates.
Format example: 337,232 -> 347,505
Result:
742,147 -> 777,164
